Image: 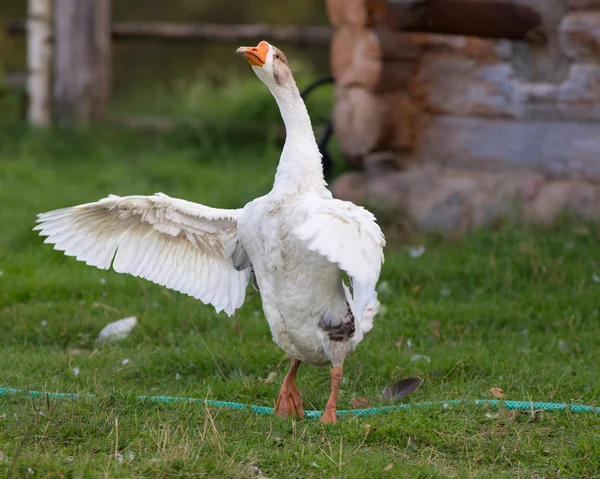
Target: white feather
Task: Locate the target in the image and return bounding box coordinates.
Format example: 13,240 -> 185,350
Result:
35,193 -> 251,316
97,316 -> 137,343
293,192 -> 385,325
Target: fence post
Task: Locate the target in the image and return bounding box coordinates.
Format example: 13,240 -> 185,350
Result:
27,0 -> 53,127
53,0 -> 111,125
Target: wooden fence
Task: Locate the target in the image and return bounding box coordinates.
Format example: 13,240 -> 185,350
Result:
9,20 -> 333,44
8,0 -> 332,127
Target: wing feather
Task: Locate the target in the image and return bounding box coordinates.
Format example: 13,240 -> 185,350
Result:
293,195 -> 385,284
293,193 -> 385,327
35,192 -> 251,316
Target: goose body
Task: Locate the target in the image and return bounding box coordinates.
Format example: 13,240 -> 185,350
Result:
239,189 -> 378,368
35,41 -> 385,423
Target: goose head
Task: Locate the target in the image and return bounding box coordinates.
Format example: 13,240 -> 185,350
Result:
237,40 -> 324,188
236,41 -> 296,95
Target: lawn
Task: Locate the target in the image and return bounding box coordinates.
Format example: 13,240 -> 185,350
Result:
1,111 -> 600,478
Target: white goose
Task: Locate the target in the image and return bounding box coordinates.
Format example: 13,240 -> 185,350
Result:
35,41 -> 385,423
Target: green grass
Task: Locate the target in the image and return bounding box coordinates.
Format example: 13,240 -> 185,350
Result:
1,117 -> 600,478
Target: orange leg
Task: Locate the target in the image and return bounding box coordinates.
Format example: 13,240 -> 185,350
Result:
321,366 -> 343,424
275,358 -> 304,418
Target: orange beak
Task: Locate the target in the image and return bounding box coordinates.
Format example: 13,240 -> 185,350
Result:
236,41 -> 269,67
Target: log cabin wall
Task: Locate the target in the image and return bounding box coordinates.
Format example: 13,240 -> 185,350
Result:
327,0 -> 600,233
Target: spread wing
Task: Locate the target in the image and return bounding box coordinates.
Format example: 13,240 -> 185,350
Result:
293,193 -> 385,323
34,192 -> 251,316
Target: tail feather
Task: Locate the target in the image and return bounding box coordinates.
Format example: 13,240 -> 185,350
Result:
342,281 -> 380,339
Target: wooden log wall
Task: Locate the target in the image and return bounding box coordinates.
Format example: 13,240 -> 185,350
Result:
329,0 -> 600,235
328,0 -> 421,167
326,0 -> 573,170
327,0 -> 546,40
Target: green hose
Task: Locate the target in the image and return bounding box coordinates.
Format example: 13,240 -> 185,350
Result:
1,387 -> 599,418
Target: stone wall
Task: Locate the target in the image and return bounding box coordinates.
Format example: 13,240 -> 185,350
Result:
328,1 -> 600,233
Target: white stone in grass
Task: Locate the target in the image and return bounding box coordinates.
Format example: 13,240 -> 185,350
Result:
245,465 -> 263,476
72,367 -> 80,377
97,317 -> 137,343
122,358 -> 130,366
408,245 -> 425,258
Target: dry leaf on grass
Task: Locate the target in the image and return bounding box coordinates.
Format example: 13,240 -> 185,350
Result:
363,424 -> 377,437
382,377 -> 423,402
489,387 -> 504,399
263,371 -> 277,384
352,396 -> 370,409
428,319 -> 441,338
382,463 -> 394,472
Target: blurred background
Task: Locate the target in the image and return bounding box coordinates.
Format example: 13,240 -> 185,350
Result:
0,0 -> 331,131
2,0 -> 600,235
0,1 -> 330,99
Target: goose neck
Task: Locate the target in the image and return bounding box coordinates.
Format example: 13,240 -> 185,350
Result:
271,86 -> 325,192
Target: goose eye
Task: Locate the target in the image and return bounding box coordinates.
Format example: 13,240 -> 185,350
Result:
275,54 -> 280,59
